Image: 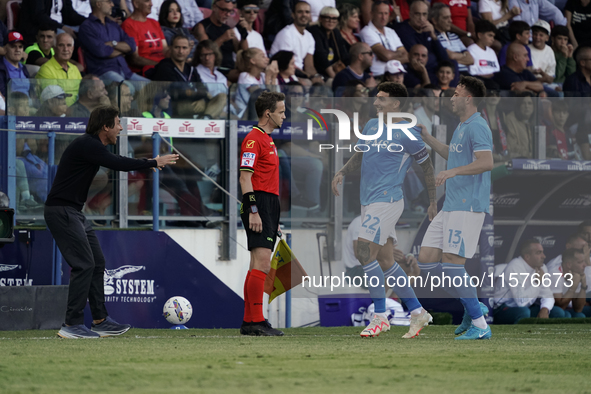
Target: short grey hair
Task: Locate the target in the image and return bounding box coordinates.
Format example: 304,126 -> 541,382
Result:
429,2 -> 449,22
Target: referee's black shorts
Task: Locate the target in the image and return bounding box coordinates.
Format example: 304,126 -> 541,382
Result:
240,191 -> 280,251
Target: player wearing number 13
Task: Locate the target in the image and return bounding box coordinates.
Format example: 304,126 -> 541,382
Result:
239,91 -> 285,337
418,76 -> 494,340
332,82 -> 438,339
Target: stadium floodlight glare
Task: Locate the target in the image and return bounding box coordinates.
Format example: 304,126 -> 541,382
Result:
0,208 -> 15,243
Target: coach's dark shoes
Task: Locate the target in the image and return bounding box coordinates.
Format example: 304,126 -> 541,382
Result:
91,316 -> 132,337
57,324 -> 100,339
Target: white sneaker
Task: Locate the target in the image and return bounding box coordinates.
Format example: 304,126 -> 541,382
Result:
402,309 -> 432,339
360,314 -> 390,337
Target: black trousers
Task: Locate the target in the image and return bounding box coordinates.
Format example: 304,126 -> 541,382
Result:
44,205 -> 108,325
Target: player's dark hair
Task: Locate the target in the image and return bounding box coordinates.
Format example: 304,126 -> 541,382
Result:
475,19 -> 497,36
255,91 -> 286,118
551,25 -> 569,39
578,220 -> 591,231
551,100 -> 569,114
377,82 -> 408,108
37,24 -> 57,33
520,239 -> 540,257
509,21 -> 530,41
566,232 -> 586,246
562,248 -> 584,265
458,75 -> 486,107
86,106 -> 120,136
436,60 -> 455,74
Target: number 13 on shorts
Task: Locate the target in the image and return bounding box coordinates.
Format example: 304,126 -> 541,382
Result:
448,229 -> 462,245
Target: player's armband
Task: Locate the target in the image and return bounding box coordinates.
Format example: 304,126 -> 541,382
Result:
412,147 -> 429,164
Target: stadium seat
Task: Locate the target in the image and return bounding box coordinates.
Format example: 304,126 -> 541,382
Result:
199,7 -> 212,19
6,0 -> 21,31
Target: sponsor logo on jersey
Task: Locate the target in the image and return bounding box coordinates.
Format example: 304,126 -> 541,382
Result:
241,152 -> 256,167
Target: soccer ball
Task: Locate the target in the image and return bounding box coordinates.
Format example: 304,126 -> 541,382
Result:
163,296 -> 193,325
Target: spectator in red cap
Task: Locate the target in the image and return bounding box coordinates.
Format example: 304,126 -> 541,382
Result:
0,32 -> 31,110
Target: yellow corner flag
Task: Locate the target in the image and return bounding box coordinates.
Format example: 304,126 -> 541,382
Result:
264,239 -> 308,303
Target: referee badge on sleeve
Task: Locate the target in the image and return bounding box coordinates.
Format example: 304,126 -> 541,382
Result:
241,152 -> 256,167
246,140 -> 255,148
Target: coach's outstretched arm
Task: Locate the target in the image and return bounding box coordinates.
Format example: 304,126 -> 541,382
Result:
331,151 -> 363,196
418,158 -> 438,220
419,124 -> 449,160
435,150 -> 493,187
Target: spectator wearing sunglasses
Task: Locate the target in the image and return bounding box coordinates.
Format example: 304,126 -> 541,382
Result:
233,0 -> 266,55
159,0 -> 198,61
332,42 -> 376,96
309,0 -> 336,23
194,0 -> 241,77
307,6 -> 350,81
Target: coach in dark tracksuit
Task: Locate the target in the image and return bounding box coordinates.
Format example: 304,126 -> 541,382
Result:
44,106 -> 178,339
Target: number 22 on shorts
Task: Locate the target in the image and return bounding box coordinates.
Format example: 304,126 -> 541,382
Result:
362,214 -> 381,233
448,229 -> 462,245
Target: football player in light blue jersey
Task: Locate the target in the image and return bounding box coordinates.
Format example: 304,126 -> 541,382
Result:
419,76 -> 494,340
332,82 -> 438,338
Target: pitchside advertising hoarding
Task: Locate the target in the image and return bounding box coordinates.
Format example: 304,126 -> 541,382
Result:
14,117 -> 226,139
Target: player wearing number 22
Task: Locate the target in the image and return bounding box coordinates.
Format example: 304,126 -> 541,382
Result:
238,91 -> 286,336
419,76 -> 494,340
332,82 -> 438,339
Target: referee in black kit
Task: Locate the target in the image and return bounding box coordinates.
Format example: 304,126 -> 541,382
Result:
44,106 -> 178,339
239,91 -> 286,336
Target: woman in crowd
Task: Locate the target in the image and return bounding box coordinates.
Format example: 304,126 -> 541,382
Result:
159,0 -> 198,61
504,92 -> 535,159
235,48 -> 279,118
307,6 -> 350,81
479,0 -> 521,44
271,51 -> 298,85
338,3 -> 360,52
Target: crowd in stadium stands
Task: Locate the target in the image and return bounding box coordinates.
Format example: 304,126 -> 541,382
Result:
4,0 -> 591,213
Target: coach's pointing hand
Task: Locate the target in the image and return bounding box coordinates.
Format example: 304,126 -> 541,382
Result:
332,171 -> 344,196
153,154 -> 180,171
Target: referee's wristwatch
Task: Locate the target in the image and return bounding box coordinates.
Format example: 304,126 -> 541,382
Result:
249,205 -> 258,214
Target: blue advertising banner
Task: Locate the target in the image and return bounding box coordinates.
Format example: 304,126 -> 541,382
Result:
14,117 -> 89,133
1,230 -> 244,329
237,121 -> 329,140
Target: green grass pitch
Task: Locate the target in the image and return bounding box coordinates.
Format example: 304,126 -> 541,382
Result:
1,325 -> 589,394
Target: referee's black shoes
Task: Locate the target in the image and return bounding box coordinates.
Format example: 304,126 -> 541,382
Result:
240,320 -> 284,336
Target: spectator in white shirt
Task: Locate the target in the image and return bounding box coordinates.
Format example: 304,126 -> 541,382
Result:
193,40 -> 229,98
234,0 -> 266,54
467,19 -> 501,89
234,48 -> 279,117
493,239 -> 566,324
269,1 -> 319,79
479,0 -> 521,47
529,20 -> 557,86
550,249 -> 591,317
358,1 -> 408,77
